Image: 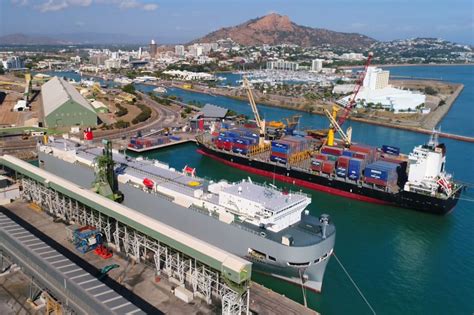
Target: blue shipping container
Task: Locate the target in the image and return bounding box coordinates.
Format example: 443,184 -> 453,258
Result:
233,148 -> 248,154
342,150 -> 355,157
348,158 -> 363,176
336,167 -> 347,177
270,155 -> 288,164
382,145 -> 400,155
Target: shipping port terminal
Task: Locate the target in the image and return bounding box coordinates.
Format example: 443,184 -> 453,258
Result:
0,154 -> 318,315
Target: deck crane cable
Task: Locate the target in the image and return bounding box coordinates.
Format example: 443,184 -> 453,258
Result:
333,252 -> 376,315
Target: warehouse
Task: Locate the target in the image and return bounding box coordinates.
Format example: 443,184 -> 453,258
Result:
42,76 -> 97,128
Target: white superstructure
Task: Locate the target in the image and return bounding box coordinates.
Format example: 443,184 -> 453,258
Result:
39,139 -> 311,233
404,134 -> 454,197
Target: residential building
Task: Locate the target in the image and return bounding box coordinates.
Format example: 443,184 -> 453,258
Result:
175,45 -> 185,57
311,59 -> 323,72
104,59 -> 121,69
89,54 -> 108,66
266,60 -> 299,71
339,53 -> 365,61
42,77 -> 97,127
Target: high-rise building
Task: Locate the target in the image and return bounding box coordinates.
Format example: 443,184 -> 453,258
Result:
138,47 -> 142,59
311,59 -> 323,72
1,56 -> 24,70
363,67 -> 390,90
149,39 -> 157,58
175,45 -> 185,57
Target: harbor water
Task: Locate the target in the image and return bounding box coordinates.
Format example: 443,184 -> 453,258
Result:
45,66 -> 473,313
133,65 -> 474,314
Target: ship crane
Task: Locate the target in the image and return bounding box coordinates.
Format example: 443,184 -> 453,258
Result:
327,52 -> 373,146
243,77 -> 266,146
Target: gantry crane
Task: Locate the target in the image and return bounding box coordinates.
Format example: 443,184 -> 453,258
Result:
243,77 -> 266,146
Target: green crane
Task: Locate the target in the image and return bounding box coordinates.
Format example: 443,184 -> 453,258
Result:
92,139 -> 124,202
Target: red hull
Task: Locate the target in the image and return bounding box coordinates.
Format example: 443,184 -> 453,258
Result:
197,149 -> 392,206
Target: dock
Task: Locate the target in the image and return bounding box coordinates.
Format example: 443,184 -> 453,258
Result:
0,155 -> 319,315
127,138 -> 195,153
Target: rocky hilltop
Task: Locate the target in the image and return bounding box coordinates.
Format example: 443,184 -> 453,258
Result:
192,13 -> 376,49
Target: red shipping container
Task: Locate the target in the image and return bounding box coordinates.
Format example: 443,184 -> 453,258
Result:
311,165 -> 322,171
321,146 -> 344,156
364,177 -> 388,186
354,152 -> 368,160
322,160 -> 335,174
350,144 -> 375,155
314,153 -> 329,161
271,151 -> 289,159
337,156 -> 350,168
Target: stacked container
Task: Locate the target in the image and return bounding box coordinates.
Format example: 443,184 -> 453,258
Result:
336,156 -> 351,178
350,143 -> 376,162
270,136 -> 311,164
128,136 -> 169,149
364,160 -> 399,187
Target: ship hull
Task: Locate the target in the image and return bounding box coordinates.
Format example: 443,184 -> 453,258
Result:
38,151 -> 335,293
196,144 -> 460,215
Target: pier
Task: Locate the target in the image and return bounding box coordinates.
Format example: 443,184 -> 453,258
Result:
127,138 -> 196,153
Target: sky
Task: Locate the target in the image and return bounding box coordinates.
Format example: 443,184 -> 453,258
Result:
1,0 -> 473,44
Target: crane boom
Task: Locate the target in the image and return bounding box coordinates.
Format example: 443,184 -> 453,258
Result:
243,77 -> 266,143
337,52 -> 373,126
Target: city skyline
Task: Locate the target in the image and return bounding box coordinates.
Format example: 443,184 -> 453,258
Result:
1,0 -> 473,45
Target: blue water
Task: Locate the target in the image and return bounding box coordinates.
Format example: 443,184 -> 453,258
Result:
135,66 -> 474,314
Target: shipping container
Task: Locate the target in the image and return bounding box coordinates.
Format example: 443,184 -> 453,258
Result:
322,160 -> 336,174
336,167 -> 347,178
342,150 -> 355,157
321,146 -> 344,156
270,155 -> 288,164
337,156 -> 350,169
233,147 -> 248,155
382,145 -> 400,156
314,153 -> 329,161
348,158 -> 364,180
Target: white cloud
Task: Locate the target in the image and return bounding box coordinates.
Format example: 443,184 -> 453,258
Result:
11,0 -> 29,6
13,0 -> 158,12
142,3 -> 158,11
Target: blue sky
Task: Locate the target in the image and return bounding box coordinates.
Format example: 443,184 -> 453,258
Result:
1,0 -> 473,44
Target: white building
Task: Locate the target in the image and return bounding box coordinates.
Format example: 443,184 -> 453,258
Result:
311,59 -> 323,72
1,56 -> 24,70
104,59 -> 121,69
266,60 -> 299,71
339,53 -> 365,61
338,67 -> 426,113
175,45 -> 185,57
163,70 -> 216,81
363,66 -> 389,90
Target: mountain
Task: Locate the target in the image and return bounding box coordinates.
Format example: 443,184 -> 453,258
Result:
192,13 -> 376,49
0,33 -> 70,45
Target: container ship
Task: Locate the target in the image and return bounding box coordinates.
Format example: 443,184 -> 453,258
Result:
195,72 -> 462,215
196,128 -> 462,215
37,138 -> 335,293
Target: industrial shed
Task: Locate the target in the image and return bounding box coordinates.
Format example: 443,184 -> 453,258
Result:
42,76 -> 97,128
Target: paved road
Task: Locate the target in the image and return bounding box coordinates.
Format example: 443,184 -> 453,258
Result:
94,92 -> 182,141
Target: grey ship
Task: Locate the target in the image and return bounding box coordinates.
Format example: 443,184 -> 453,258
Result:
37,138 -> 335,292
